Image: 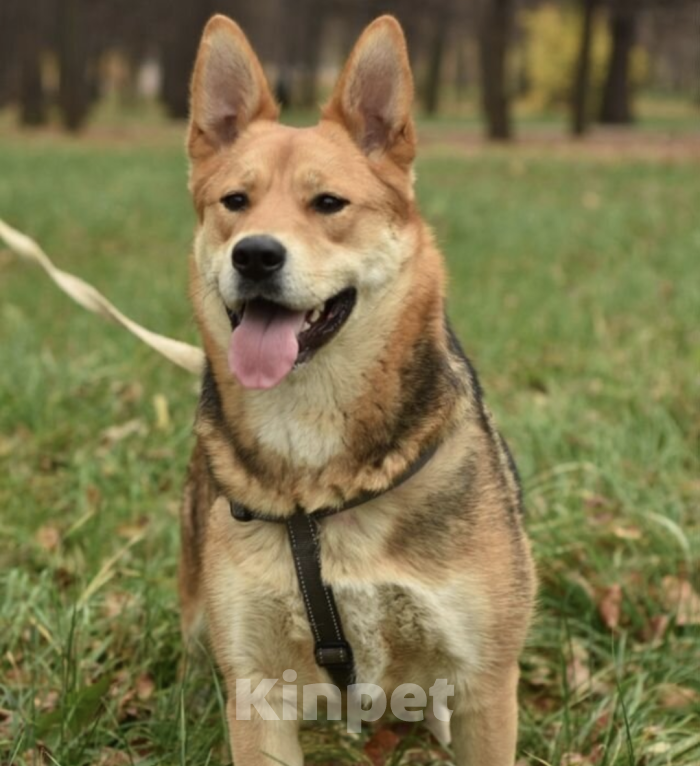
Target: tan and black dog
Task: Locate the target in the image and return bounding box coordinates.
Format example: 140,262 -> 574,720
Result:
179,14 -> 536,765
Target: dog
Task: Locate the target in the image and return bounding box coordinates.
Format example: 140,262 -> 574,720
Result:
178,14 -> 536,765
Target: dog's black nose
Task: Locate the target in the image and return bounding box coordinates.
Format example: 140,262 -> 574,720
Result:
232,236 -> 286,281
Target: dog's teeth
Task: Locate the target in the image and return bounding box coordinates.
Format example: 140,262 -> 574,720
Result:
302,319 -> 311,331
309,308 -> 322,324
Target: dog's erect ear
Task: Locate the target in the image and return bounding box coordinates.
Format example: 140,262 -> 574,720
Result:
323,16 -> 415,169
188,15 -> 278,160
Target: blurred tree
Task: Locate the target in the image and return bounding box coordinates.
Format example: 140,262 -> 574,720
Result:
599,0 -> 637,123
57,0 -> 91,131
423,0 -> 451,115
571,0 -> 601,135
0,1 -> 19,109
19,0 -> 47,126
161,1 -> 214,119
298,0 -> 325,108
478,0 -> 515,139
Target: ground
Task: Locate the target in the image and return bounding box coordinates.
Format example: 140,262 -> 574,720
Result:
0,119 -> 698,765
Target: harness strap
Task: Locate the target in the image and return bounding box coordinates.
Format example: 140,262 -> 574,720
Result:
229,442 -> 440,688
286,512 -> 355,688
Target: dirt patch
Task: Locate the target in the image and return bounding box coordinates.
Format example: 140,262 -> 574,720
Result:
419,126 -> 700,163
2,118 -> 699,162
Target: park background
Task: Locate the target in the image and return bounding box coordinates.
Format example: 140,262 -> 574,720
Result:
0,1 -> 699,764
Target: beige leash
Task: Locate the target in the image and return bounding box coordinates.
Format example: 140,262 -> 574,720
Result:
0,219 -> 204,376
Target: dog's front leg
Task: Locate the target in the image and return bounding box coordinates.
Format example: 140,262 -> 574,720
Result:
450,663 -> 520,766
227,685 -> 303,766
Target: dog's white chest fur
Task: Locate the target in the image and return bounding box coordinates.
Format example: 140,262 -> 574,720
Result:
205,498 -> 485,691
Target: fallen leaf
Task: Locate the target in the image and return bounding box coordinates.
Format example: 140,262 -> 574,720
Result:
135,672 -> 155,701
33,690 -> 59,712
582,191 -> 601,210
612,525 -> 642,540
566,642 -> 592,692
656,683 -> 700,710
153,393 -> 171,431
116,517 -> 149,539
647,741 -> 671,755
95,747 -> 132,766
583,493 -> 612,509
642,613 -> 670,645
103,591 -> 135,619
85,484 -> 102,508
598,584 -> 623,630
21,743 -> 53,765
100,419 -> 146,446
561,753 -> 592,765
661,576 -> 700,625
35,525 -> 61,552
363,726 -> 400,765
111,380 -> 144,405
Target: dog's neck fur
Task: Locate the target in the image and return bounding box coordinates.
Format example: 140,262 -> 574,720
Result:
194,243 -> 469,516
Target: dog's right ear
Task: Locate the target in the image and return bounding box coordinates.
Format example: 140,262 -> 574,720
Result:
188,15 -> 278,160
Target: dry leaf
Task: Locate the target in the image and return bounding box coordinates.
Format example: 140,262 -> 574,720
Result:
116,517 -> 149,539
103,591 -> 135,619
135,672 -> 155,701
153,393 -> 171,431
21,744 -> 52,765
661,576 -> 700,625
35,525 -> 60,552
583,493 -> 611,509
363,727 -> 400,765
582,191 -> 601,210
111,380 -> 144,405
95,747 -> 132,765
561,754 -> 592,766
647,741 -> 672,755
100,419 -> 146,446
598,584 -> 623,630
612,525 -> 642,540
33,690 -> 59,712
566,642 -> 592,692
656,683 -> 700,710
643,613 -> 670,645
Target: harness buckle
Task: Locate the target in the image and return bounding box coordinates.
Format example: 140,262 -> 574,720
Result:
314,640 -> 354,670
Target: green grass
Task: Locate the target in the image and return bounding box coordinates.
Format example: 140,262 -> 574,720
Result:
0,130 -> 698,766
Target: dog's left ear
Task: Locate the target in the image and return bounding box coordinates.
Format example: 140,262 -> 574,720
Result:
323,16 -> 415,170
188,15 -> 278,161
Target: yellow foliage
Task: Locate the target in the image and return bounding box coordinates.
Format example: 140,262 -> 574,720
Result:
519,3 -> 648,112
521,4 -> 608,111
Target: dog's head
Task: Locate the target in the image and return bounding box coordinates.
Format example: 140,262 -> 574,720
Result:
188,15 -> 424,391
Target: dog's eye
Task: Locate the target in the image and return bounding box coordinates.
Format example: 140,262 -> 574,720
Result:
221,192 -> 249,212
311,194 -> 349,215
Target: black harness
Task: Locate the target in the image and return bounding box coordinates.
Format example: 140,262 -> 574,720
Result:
229,443 -> 439,689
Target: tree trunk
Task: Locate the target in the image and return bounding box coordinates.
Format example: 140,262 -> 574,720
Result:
599,3 -> 636,124
57,0 -> 90,131
455,40 -> 470,103
20,0 -> 46,126
478,0 -> 515,141
161,1 -> 212,119
571,0 -> 600,137
298,0 -> 324,109
423,3 -> 450,116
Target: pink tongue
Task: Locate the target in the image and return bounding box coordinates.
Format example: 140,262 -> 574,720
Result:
228,302 -> 306,389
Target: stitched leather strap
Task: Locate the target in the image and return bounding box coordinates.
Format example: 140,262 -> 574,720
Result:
286,512 -> 355,688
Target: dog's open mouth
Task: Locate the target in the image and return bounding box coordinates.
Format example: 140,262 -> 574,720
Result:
225,288 -> 356,390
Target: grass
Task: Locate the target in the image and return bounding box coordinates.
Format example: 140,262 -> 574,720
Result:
0,124 -> 699,766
